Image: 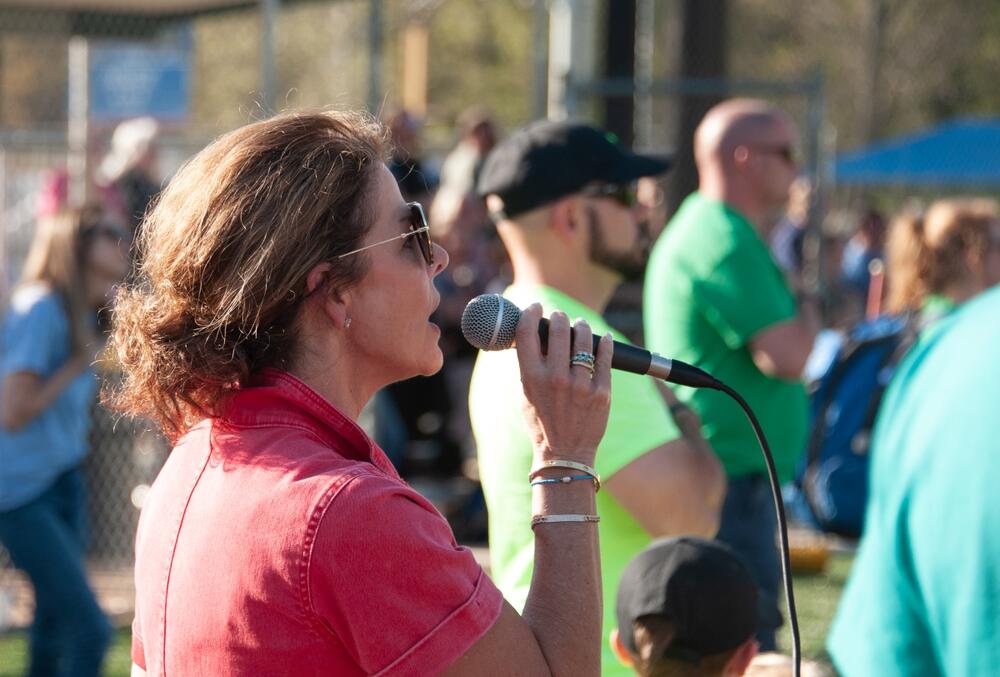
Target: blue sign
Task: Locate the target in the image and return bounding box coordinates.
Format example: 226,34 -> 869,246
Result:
89,27 -> 191,122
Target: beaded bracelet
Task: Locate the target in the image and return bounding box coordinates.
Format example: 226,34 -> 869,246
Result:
531,514 -> 601,529
529,460 -> 601,492
530,474 -> 594,488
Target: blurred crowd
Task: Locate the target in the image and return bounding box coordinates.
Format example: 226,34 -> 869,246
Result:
2,98 -> 1000,677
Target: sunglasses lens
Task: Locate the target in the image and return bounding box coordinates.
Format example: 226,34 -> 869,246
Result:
618,185 -> 636,207
409,203 -> 434,265
586,183 -> 635,207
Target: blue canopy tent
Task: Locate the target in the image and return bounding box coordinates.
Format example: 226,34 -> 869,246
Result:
835,118 -> 1000,187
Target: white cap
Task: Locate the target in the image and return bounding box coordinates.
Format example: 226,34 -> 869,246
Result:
98,117 -> 160,183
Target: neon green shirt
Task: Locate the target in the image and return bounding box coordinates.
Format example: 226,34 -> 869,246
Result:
643,192 -> 807,482
828,286 -> 1000,675
469,284 -> 681,677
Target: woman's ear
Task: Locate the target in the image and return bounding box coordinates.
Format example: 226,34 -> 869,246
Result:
304,262 -> 350,330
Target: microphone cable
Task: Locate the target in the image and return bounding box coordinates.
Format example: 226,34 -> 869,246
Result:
705,379 -> 801,677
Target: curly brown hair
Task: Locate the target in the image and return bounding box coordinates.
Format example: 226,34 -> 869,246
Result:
885,198 -> 999,314
105,110 -> 389,439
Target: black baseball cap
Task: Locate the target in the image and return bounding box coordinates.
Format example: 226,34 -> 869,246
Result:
615,536 -> 758,662
476,119 -> 671,219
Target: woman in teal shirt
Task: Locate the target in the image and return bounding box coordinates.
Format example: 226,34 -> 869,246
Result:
829,198 -> 1000,676
0,205 -> 130,676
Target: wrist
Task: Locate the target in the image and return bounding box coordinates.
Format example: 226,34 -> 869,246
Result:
532,446 -> 598,467
668,402 -> 692,416
532,480 -> 597,517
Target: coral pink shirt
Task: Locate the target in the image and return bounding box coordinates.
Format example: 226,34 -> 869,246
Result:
132,370 -> 502,676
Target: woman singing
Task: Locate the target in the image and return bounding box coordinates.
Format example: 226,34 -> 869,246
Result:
111,110 -> 614,676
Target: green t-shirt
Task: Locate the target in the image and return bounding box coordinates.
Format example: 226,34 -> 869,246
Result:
643,192 -> 807,482
827,285 -> 1000,676
469,284 -> 681,677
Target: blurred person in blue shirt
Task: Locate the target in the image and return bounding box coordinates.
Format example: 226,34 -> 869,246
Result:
839,208 -> 885,298
0,205 -> 130,677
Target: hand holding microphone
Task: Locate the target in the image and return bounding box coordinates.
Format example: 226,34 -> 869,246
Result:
461,294 -> 721,390
513,304 -> 614,468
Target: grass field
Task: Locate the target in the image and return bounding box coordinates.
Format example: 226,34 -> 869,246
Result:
0,551 -> 851,676
780,551 -> 852,661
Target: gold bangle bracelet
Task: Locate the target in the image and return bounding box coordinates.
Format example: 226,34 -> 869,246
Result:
531,514 -> 601,529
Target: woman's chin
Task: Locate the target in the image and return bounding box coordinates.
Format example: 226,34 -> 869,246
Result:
420,347 -> 445,376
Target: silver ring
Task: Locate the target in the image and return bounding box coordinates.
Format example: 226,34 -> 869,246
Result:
570,351 -> 596,374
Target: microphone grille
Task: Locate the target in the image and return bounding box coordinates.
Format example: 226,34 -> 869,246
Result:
461,294 -> 521,351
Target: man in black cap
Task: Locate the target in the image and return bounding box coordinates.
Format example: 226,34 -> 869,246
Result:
469,120 -> 726,676
612,536 -> 759,676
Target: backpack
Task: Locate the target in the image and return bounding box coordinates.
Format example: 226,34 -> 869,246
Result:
797,314 -> 918,538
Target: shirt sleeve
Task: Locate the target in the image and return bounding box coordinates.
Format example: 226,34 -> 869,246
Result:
308,472 -> 503,677
1,292 -> 63,377
692,248 -> 797,350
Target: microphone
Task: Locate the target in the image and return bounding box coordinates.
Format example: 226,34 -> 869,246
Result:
461,294 -> 721,389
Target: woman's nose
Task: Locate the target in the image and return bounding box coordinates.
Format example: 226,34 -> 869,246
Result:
431,242 -> 449,276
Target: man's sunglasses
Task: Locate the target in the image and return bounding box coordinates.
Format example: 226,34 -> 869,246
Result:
581,182 -> 637,208
753,144 -> 798,165
338,202 -> 434,265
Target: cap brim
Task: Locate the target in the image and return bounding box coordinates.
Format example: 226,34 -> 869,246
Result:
607,152 -> 673,183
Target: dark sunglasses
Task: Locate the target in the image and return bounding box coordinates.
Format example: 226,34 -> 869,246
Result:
753,144 -> 798,165
338,202 -> 434,265
581,182 -> 637,208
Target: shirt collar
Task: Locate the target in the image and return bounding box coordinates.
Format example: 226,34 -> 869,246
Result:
219,368 -> 387,470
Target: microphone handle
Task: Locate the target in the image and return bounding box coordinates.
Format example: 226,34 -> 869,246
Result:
536,318 -> 720,389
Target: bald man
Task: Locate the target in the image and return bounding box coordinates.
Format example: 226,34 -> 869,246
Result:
643,99 -> 819,650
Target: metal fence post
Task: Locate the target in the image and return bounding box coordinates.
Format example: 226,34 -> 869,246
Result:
260,0 -> 279,115
634,0 -> 655,149
67,35 -> 88,205
367,0 -> 384,116
531,0 -> 549,120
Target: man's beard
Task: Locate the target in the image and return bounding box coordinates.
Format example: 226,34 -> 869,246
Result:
586,207 -> 650,282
